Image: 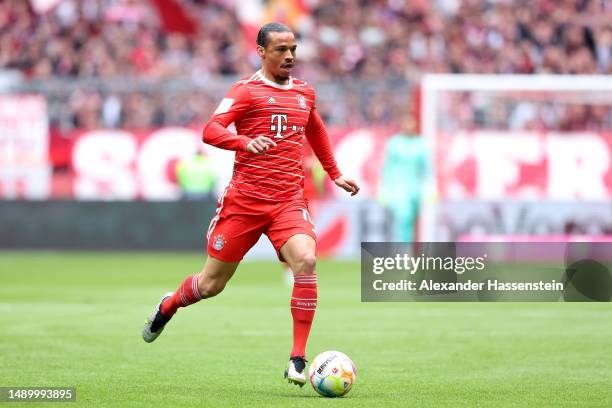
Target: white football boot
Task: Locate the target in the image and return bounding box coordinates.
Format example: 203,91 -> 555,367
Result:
142,292 -> 173,343
284,356 -> 307,387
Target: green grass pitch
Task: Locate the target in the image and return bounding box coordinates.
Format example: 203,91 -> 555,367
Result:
1,252 -> 611,407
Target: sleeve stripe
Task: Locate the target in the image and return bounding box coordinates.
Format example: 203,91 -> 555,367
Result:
213,98 -> 235,114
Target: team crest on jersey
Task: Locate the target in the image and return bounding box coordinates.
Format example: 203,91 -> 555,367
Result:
212,234 -> 227,251
297,94 -> 307,109
267,96 -> 276,104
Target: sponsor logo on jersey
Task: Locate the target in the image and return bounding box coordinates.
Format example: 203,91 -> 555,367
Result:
270,114 -> 288,139
267,96 -> 276,104
297,94 -> 307,109
212,234 -> 227,251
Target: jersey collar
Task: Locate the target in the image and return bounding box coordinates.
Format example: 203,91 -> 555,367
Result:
257,70 -> 293,90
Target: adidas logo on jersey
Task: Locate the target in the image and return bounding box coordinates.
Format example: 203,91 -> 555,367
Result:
267,97 -> 276,104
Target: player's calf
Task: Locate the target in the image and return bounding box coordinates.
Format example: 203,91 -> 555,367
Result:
142,259 -> 239,343
197,278 -> 227,298
159,274 -> 203,318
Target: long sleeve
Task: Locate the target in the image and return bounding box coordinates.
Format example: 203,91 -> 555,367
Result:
202,83 -> 252,151
305,108 -> 342,180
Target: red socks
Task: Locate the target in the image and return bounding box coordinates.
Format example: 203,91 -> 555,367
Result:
160,272 -> 318,359
290,274 -> 318,358
160,274 -> 202,318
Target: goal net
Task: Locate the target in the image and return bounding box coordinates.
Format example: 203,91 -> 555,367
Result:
420,74 -> 612,241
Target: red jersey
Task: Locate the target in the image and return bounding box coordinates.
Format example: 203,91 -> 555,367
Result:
202,70 -> 341,201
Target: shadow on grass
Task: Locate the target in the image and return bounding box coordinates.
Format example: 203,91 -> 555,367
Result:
273,390 -> 358,400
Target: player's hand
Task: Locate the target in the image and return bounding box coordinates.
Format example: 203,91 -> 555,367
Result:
334,176 -> 360,196
246,136 -> 277,155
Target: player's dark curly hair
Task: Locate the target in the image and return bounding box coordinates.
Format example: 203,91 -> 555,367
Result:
256,22 -> 293,48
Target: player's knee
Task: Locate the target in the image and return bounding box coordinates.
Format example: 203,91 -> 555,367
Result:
294,252 -> 316,275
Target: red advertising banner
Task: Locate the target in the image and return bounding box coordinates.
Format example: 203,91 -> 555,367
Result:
28,127 -> 612,202
45,126 -> 394,200
0,95 -> 50,199
437,131 -> 612,200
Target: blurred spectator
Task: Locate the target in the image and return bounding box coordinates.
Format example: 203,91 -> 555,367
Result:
175,151 -> 216,200
0,0 -> 610,129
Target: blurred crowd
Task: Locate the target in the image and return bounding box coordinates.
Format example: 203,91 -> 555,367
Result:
0,0 -> 610,130
438,90 -> 612,131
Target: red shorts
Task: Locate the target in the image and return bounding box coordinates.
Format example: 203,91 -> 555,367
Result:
206,185 -> 317,262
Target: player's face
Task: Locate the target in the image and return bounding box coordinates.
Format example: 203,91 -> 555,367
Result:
260,31 -> 297,82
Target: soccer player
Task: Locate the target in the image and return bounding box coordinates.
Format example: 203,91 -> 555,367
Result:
142,22 -> 360,387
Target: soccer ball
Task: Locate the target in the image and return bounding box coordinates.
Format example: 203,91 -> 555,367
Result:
309,351 -> 356,397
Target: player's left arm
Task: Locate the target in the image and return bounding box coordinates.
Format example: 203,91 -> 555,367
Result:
305,107 -> 360,196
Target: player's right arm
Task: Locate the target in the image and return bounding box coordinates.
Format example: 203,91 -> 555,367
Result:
203,83 -> 276,154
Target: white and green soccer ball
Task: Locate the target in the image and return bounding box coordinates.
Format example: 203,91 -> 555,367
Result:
309,351 -> 356,397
